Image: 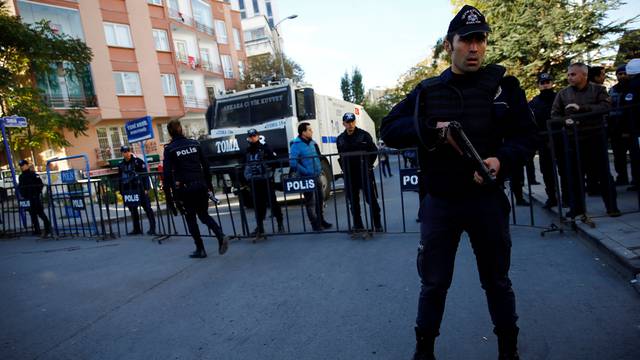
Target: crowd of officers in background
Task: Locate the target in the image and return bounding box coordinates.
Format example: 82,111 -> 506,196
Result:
516,58 -> 640,219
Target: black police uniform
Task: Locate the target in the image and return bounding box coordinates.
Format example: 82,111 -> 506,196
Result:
18,168 -> 51,235
117,155 -> 156,235
336,126 -> 382,230
609,79 -> 632,185
163,134 -> 228,256
381,65 -> 536,344
620,72 -> 640,190
529,87 -> 565,206
244,140 -> 284,234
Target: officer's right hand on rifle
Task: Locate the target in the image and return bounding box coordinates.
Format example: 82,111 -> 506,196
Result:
436,121 -> 499,184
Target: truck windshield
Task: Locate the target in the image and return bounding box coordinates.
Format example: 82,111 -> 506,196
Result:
214,86 -> 292,128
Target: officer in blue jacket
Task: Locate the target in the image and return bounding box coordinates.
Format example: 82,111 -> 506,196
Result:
163,120 -> 229,258
289,122 -> 332,231
381,5 -> 535,360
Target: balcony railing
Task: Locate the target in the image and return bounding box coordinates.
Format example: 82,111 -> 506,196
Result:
201,61 -> 222,73
183,96 -> 209,109
194,20 -> 214,36
168,8 -> 193,26
42,94 -> 98,108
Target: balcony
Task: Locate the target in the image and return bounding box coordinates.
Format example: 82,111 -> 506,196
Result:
168,8 -> 193,26
42,94 -> 98,108
182,96 -> 208,109
194,20 -> 214,36
201,60 -> 222,74
95,142 -> 159,162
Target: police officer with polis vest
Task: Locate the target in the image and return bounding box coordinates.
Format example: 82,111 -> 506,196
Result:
381,5 -> 535,359
244,128 -> 284,236
336,112 -> 383,231
18,159 -> 51,237
163,119 -> 229,258
117,145 -> 156,236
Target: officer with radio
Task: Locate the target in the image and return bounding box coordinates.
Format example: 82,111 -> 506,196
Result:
163,119 -> 230,258
117,145 -> 156,236
244,128 -> 285,236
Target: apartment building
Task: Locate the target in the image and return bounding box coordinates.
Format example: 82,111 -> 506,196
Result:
229,0 -> 280,58
11,0 -> 247,171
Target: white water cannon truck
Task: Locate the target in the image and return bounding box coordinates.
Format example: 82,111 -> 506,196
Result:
200,79 -> 377,201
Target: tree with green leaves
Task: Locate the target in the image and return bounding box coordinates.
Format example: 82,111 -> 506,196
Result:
448,0 -> 637,97
351,68 -> 365,105
340,71 -> 352,102
238,53 -> 304,89
0,0 -> 93,164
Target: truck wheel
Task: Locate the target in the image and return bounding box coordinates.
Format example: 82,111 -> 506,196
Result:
319,159 -> 333,201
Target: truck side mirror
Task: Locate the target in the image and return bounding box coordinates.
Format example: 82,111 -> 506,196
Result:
296,88 -> 316,120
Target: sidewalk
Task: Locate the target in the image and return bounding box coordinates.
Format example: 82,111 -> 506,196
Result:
524,170 -> 640,285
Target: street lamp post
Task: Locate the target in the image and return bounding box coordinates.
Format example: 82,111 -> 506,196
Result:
273,14 -> 298,80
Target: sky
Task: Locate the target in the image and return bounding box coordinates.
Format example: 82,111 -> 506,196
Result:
276,0 -> 640,99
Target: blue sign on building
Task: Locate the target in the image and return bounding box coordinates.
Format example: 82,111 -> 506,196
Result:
125,116 -> 154,143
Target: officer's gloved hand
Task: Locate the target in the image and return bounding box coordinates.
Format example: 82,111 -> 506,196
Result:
175,200 -> 186,215
208,191 -> 221,205
167,201 -> 178,216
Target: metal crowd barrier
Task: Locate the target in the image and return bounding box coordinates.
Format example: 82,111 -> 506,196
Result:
3,139 -> 601,240
538,102 -> 640,229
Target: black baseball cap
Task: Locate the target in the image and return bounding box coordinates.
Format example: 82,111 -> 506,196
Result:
247,128 -> 259,136
18,159 -> 28,166
342,112 -> 356,122
537,73 -> 553,83
447,5 -> 491,37
616,65 -> 626,74
120,145 -> 130,153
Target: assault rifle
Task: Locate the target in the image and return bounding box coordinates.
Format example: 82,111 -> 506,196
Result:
445,121 -> 496,185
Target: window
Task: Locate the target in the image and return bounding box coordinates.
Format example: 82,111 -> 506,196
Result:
181,80 -> 195,97
113,72 -> 142,95
103,22 -> 133,47
238,0 -> 246,19
221,55 -> 234,79
96,126 -> 129,160
148,0 -> 162,5
215,20 -> 228,44
192,0 -> 212,28
175,40 -> 188,62
152,29 -> 169,51
161,74 -> 177,95
17,1 -> 85,40
238,60 -> 245,80
252,0 -> 260,15
233,28 -> 241,50
156,123 -> 170,143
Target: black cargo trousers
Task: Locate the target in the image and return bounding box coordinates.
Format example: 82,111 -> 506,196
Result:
416,188 -> 518,337
176,182 -> 224,251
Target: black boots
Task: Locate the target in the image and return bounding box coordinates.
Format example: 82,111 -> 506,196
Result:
496,326 -> 520,360
189,249 -> 207,258
412,327 -> 435,360
218,235 -> 230,255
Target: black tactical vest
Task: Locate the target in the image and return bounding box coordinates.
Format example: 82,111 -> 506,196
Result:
414,65 -> 506,197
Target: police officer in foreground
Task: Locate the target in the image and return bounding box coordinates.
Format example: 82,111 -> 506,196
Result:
381,5 -> 535,359
244,128 -> 284,236
163,119 -> 229,258
18,159 -> 51,237
117,145 -> 156,236
336,112 -> 383,232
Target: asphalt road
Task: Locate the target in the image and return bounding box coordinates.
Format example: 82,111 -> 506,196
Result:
0,165 -> 639,359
